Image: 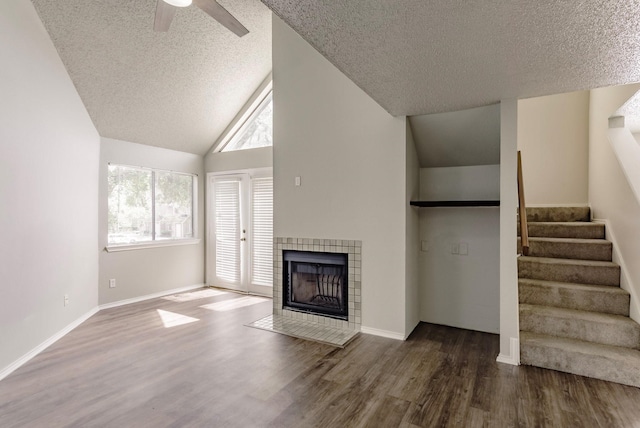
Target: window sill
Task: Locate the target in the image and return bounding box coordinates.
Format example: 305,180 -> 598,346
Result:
105,238 -> 201,253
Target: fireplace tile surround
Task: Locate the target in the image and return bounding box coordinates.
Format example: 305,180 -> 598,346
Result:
247,238 -> 361,346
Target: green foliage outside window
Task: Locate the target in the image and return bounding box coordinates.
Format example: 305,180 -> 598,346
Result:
108,165 -> 194,245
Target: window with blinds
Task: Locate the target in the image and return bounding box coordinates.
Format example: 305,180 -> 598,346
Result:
214,178 -> 241,283
251,177 -> 273,287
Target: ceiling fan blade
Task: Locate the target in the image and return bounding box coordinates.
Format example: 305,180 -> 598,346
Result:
154,0 -> 177,32
193,0 -> 249,37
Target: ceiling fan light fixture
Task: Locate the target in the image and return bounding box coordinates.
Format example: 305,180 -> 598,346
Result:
163,0 -> 192,7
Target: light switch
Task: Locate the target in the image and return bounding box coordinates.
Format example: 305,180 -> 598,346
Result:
451,243 -> 459,255
459,242 -> 468,255
421,240 -> 429,252
295,176 -> 301,186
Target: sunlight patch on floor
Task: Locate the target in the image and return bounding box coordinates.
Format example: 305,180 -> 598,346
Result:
162,288 -> 228,302
201,296 -> 268,312
157,309 -> 199,328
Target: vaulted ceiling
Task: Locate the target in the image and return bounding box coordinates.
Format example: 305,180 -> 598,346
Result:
31,0 -> 271,155
32,0 -> 640,156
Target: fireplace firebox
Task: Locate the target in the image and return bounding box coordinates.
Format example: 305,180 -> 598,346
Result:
283,250 -> 348,320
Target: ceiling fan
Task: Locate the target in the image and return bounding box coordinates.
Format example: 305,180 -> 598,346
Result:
154,0 -> 249,37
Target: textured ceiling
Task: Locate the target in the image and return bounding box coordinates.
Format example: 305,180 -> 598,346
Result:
410,105 -> 500,168
262,0 -> 640,116
31,0 -> 271,155
32,1 -> 640,156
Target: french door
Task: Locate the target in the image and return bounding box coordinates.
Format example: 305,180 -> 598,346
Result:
207,173 -> 273,296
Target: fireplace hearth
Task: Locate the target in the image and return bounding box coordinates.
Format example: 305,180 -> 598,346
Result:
284,251 -> 348,319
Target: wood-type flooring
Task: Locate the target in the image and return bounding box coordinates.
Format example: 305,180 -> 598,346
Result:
1,288 -> 639,427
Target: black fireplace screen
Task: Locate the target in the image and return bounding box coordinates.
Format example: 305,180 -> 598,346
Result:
283,250 -> 348,320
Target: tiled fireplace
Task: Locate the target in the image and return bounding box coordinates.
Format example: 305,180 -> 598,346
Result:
274,237 -> 361,330
247,237 -> 361,346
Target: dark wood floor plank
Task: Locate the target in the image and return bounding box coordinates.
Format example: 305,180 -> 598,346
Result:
1,287 -> 639,428
355,394 -> 412,428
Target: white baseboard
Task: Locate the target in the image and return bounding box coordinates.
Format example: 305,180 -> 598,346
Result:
99,283 -> 205,310
0,307 -> 99,382
360,326 -> 406,340
496,337 -> 520,366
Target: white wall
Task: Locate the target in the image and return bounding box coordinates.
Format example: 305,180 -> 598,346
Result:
204,146 -> 272,173
518,91 -> 590,206
272,16 -> 410,337
418,165 -> 500,333
409,104 -> 501,168
405,123 -> 420,336
99,138 -> 205,305
589,84 -> 640,322
0,0 -> 99,373
419,165 -> 500,201
499,99 -> 520,364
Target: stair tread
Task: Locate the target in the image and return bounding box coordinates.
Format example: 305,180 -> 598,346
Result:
520,303 -> 638,327
524,207 -> 591,223
527,221 -> 602,227
520,222 -> 605,239
526,237 -> 610,245
521,331 -> 640,360
520,331 -> 640,387
519,256 -> 618,268
518,278 -> 629,295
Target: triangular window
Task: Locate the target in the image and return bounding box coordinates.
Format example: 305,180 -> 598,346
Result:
221,92 -> 273,152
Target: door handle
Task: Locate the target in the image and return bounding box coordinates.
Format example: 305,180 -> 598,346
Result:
240,238 -> 246,241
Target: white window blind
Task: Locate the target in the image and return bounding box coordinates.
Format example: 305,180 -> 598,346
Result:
251,177 -> 273,287
214,178 -> 241,283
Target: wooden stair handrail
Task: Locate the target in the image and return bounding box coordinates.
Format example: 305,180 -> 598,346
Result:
517,151 -> 529,256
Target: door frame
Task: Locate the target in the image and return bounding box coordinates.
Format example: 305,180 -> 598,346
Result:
206,168 -> 273,296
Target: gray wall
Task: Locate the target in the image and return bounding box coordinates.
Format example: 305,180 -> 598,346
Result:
204,146 -> 272,173
99,138 -> 205,305
518,91 -> 590,206
273,16 -> 412,338
0,0 -> 100,373
418,165 -> 500,334
405,123 -> 421,336
589,84 -> 640,322
409,104 -> 500,168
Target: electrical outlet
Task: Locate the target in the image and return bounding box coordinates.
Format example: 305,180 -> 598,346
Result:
64,294 -> 69,307
451,243 -> 459,255
109,279 -> 116,288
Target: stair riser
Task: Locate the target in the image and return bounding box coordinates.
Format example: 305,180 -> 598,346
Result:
524,207 -> 591,223
520,223 -> 605,239
518,259 -> 620,286
520,309 -> 640,349
518,239 -> 612,261
520,342 -> 640,388
519,282 -> 629,316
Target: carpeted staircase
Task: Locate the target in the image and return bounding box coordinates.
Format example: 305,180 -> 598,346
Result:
517,206 -> 640,388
